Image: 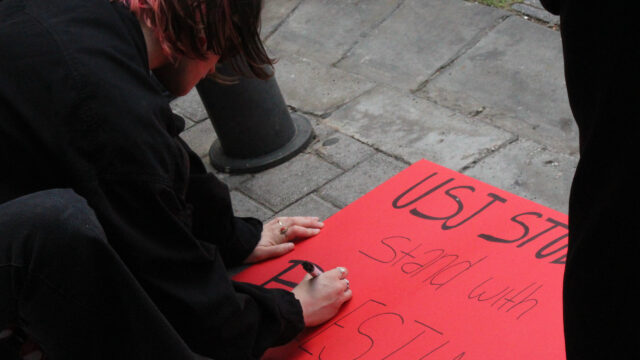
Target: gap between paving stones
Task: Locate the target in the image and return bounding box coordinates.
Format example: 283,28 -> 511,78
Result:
458,134 -> 520,173
313,141 -> 378,172
330,0 -> 408,68
321,81 -> 522,169
262,0 -> 305,42
284,84 -> 382,122
465,0 -> 559,29
412,14 -> 512,94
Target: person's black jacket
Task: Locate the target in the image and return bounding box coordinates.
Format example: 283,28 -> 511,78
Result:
0,0 -> 304,357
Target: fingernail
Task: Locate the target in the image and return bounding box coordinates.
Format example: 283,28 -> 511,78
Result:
312,229 -> 320,234
23,350 -> 43,360
0,329 -> 13,339
287,242 -> 295,249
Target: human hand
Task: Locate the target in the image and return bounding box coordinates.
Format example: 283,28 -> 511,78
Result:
243,216 -> 324,264
292,267 -> 352,327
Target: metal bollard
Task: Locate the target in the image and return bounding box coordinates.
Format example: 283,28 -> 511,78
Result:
195,63 -> 314,174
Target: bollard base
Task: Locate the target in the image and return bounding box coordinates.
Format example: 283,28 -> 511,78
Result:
209,113 -> 314,174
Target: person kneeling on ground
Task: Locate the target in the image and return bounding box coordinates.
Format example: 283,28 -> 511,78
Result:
0,0 -> 351,358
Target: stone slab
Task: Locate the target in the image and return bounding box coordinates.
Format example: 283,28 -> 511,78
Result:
207,168 -> 254,192
170,88 -> 208,123
261,0 -> 302,38
512,4 -> 559,25
202,155 -> 254,190
326,85 -> 515,171
337,0 -> 506,90
522,0 -> 544,8
318,153 -> 407,209
184,117 -> 196,130
179,120 -> 216,158
275,194 -> 341,221
311,132 -> 376,170
266,0 -> 402,65
230,190 -> 274,222
240,153 -> 342,211
305,117 -> 338,149
463,138 -> 578,213
275,55 -> 376,115
420,16 -> 577,154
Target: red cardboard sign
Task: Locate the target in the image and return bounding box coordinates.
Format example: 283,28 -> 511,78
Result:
234,159 -> 566,359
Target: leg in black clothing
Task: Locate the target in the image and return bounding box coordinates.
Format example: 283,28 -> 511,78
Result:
0,189 -> 199,359
555,2 -> 640,358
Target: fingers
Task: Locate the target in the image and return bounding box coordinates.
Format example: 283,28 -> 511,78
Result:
327,266 -> 348,279
343,287 -> 353,301
286,216 -> 324,229
285,225 -> 320,240
273,216 -> 324,231
271,216 -> 324,242
261,242 -> 295,260
247,243 -> 295,263
336,268 -> 352,300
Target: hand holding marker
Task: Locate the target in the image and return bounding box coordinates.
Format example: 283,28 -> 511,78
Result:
292,261 -> 352,326
302,261 -> 349,290
302,261 -> 323,278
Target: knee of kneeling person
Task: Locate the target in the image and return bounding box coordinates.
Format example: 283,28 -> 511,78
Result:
5,189 -> 108,253
43,189 -> 108,249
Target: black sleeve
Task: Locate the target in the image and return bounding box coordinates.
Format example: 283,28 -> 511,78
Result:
96,177 -> 304,359
87,115 -> 304,359
177,133 -> 263,267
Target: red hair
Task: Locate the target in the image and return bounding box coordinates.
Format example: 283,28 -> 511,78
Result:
118,0 -> 273,79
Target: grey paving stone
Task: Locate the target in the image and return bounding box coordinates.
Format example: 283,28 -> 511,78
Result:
230,190 -> 274,222
180,120 -> 217,158
463,138 -> 578,213
318,153 -> 407,209
275,194 -> 340,221
337,0 -> 506,90
306,119 -> 338,148
522,0 -> 544,8
275,55 -> 376,115
420,16 -> 577,154
326,85 -> 514,171
170,88 -> 208,122
240,153 -> 342,211
311,132 -> 376,170
266,0 -> 402,64
202,157 -> 254,190
512,4 -> 559,25
184,117 -> 196,130
261,0 -> 302,38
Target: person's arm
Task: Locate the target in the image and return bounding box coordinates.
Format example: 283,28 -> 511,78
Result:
96,176 -> 306,358
178,135 -> 323,266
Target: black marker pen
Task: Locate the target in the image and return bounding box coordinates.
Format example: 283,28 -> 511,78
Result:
302,261 -> 323,278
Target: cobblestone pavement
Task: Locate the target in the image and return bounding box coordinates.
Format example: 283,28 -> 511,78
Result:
172,0 -> 576,222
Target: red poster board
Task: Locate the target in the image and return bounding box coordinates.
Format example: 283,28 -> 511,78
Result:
234,159 -> 566,359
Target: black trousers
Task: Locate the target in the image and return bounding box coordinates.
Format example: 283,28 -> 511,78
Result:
554,2 -> 640,359
0,189 -> 203,359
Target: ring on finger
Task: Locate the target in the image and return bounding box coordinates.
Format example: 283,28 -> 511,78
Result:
277,219 -> 288,235
344,279 -> 350,290
338,267 -> 346,279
